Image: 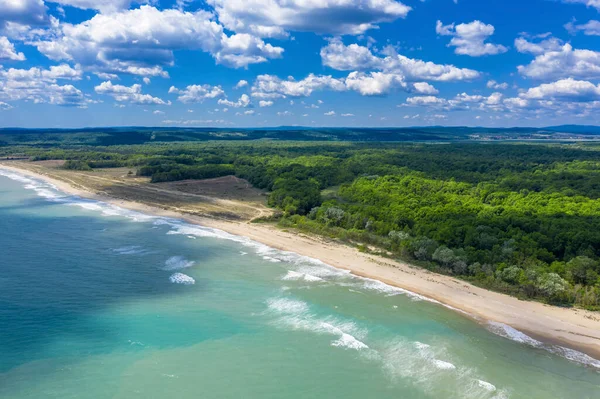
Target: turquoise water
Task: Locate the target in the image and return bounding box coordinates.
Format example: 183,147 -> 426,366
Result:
0,170 -> 599,399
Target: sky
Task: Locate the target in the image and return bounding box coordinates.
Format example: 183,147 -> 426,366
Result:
2,0 -> 600,128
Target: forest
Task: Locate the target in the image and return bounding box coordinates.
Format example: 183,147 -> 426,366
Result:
2,136 -> 599,309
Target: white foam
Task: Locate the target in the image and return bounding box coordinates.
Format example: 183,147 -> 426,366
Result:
361,278 -> 441,304
163,256 -> 195,271
477,380 -> 497,392
433,359 -> 456,370
487,321 -> 600,370
112,246 -> 155,256
487,322 -> 542,347
414,342 -> 431,350
169,273 -> 195,285
282,270 -> 324,282
331,333 -> 369,350
266,296 -> 369,351
266,297 -> 310,314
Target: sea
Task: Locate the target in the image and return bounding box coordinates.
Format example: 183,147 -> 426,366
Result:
0,169 -> 599,399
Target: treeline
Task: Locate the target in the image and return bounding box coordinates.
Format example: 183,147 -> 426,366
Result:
4,141 -> 600,309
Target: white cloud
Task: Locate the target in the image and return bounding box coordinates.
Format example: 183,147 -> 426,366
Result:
514,36 -> 563,55
153,109 -> 164,115
412,82 -> 439,94
143,77 -> 151,85
95,81 -> 168,105
218,93 -> 251,107
518,43 -> 600,80
33,6 -> 284,77
0,36 -> 25,60
235,79 -> 248,89
259,100 -> 273,107
403,91 -> 507,112
169,84 -> 225,103
565,20 -> 600,36
0,64 -> 88,107
520,78 -> 600,101
320,39 -> 480,81
487,80 -> 508,90
341,113 -> 354,117
436,20 -> 508,56
324,110 -> 336,116
46,0 -> 146,13
252,70 -> 444,99
344,71 -> 407,96
207,0 -> 411,37
561,0 -> 600,11
0,101 -> 13,110
0,0 -> 48,32
252,74 -> 346,98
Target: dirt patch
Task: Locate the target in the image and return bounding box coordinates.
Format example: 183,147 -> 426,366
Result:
160,176 -> 267,203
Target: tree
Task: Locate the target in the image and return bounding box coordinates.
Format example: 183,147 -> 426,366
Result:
536,273 -> 568,298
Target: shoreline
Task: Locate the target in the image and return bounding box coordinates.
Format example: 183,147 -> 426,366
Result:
2,163 -> 600,364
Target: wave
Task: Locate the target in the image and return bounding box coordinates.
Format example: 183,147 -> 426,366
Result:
266,296 -> 369,351
163,256 -> 195,271
487,321 -> 600,370
169,273 -> 195,285
112,246 -> 156,256
282,270 -> 324,282
380,339 -> 507,399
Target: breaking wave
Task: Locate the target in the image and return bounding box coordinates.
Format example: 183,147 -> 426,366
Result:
169,273 -> 195,285
163,256 -> 196,271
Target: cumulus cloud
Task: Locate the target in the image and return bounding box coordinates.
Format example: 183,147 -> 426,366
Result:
436,20 -> 508,56
252,74 -> 346,98
344,71 -> 408,96
33,6 -> 284,77
514,35 -> 563,55
320,39 -> 480,81
208,0 -> 411,37
565,20 -> 600,36
168,84 -> 225,103
95,81 -> 168,105
218,93 -> 251,107
487,80 -> 508,90
520,78 -> 600,101
235,79 -> 248,89
0,0 -> 48,32
0,64 -> 88,107
518,43 -> 600,80
45,0 -> 146,13
403,92 -> 507,112
259,100 -> 273,107
561,0 -> 600,10
252,70 -> 445,99
0,36 -> 25,60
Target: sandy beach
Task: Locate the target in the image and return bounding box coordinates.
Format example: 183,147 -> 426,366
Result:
2,163 -> 600,362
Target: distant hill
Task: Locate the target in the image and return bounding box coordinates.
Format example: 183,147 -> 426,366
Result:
0,126 -> 599,146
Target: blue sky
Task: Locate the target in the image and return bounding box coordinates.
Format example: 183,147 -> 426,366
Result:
2,0 -> 600,128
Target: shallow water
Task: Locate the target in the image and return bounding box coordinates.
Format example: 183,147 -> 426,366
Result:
0,169 -> 599,399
